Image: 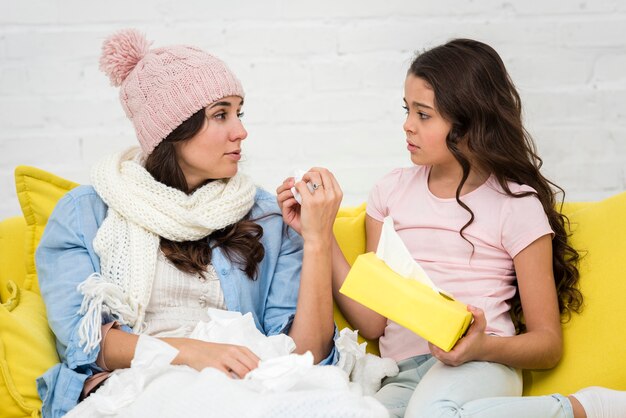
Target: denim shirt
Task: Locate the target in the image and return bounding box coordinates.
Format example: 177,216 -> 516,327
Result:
35,185 -> 338,418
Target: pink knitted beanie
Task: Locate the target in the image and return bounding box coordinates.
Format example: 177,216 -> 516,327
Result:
99,29 -> 244,155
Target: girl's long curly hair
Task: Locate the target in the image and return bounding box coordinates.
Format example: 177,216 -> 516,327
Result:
409,39 -> 583,332
144,108 -> 264,279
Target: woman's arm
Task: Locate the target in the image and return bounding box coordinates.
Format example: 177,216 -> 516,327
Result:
101,329 -> 259,378
329,215 -> 387,340
276,168 -> 342,363
430,234 -> 563,369
36,190 -> 106,368
286,168 -> 342,363
277,176 -> 387,344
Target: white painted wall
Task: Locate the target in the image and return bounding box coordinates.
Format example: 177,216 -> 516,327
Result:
1,0 -> 625,218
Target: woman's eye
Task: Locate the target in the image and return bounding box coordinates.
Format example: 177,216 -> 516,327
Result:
215,112 -> 226,120
237,112 -> 245,119
418,112 -> 430,120
402,105 -> 409,114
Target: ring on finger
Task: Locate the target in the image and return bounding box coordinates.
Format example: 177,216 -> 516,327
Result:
312,182 -> 322,190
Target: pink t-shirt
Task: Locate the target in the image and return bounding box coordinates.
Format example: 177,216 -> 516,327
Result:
367,165 -> 553,361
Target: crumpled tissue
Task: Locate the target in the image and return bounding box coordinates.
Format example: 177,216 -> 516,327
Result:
190,308 -> 296,360
335,328 -> 398,396
67,310 -> 389,418
290,169 -> 317,204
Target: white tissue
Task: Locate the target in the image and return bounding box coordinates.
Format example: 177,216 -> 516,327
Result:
290,169 -> 316,204
334,328 -> 398,396
336,328 -> 367,375
190,308 -> 296,360
350,353 -> 399,396
377,216 -> 453,298
131,334 -> 180,369
69,335 -> 182,416
66,315 -> 390,418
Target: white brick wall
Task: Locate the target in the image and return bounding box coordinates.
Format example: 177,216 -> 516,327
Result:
1,0 -> 625,219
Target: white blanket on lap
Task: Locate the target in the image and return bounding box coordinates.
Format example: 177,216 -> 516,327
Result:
67,310 -> 392,418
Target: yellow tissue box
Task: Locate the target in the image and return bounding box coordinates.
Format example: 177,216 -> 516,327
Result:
339,252 -> 473,352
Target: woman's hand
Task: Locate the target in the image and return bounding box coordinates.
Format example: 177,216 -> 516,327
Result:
276,168 -> 343,241
428,305 -> 487,367
276,177 -> 303,234
167,338 -> 260,378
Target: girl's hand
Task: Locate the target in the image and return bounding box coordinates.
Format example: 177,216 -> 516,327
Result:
276,168 -> 343,241
169,338 -> 260,378
428,305 -> 487,367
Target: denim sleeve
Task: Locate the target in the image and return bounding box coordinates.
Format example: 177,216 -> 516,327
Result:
262,226 -> 339,366
262,226 -> 303,338
36,191 -> 107,369
316,326 -> 340,366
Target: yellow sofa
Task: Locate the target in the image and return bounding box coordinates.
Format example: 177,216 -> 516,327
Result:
1,166 -> 625,418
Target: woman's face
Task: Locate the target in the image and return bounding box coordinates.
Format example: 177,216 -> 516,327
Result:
174,96 -> 247,190
403,74 -> 454,167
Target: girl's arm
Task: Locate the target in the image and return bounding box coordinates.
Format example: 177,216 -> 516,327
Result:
329,215 -> 387,340
430,234 -> 563,369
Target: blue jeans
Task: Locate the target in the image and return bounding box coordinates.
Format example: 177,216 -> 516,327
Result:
375,355 -> 575,418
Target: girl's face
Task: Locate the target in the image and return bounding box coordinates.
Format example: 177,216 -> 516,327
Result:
174,96 -> 247,190
403,74 -> 454,167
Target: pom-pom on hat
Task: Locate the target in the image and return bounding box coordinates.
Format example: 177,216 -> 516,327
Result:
99,29 -> 244,155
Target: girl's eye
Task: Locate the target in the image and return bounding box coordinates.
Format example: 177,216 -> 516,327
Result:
215,112 -> 226,120
418,112 -> 430,120
402,105 -> 409,114
237,112 -> 245,119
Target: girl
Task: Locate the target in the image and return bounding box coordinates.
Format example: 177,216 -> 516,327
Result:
36,29 -> 341,418
278,38 -> 626,418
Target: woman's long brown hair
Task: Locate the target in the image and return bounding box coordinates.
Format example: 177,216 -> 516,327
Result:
144,108 -> 264,279
409,39 -> 583,332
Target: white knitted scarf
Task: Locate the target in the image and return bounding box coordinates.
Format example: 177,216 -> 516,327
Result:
77,148 -> 256,353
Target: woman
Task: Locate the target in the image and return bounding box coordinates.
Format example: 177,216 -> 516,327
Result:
36,29 -> 341,418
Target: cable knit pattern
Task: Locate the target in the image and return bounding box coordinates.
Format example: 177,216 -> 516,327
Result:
99,29 -> 245,155
76,147 -> 255,352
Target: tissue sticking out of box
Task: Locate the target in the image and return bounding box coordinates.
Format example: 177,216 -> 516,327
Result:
377,217 -> 454,300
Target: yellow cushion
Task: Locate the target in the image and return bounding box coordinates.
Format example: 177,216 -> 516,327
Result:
524,191 -> 626,395
14,166 -> 78,294
332,204 -> 380,355
0,216 -> 27,302
560,201 -> 593,215
0,281 -> 60,418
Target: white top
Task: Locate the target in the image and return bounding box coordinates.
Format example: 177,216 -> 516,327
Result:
143,250 -> 227,338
